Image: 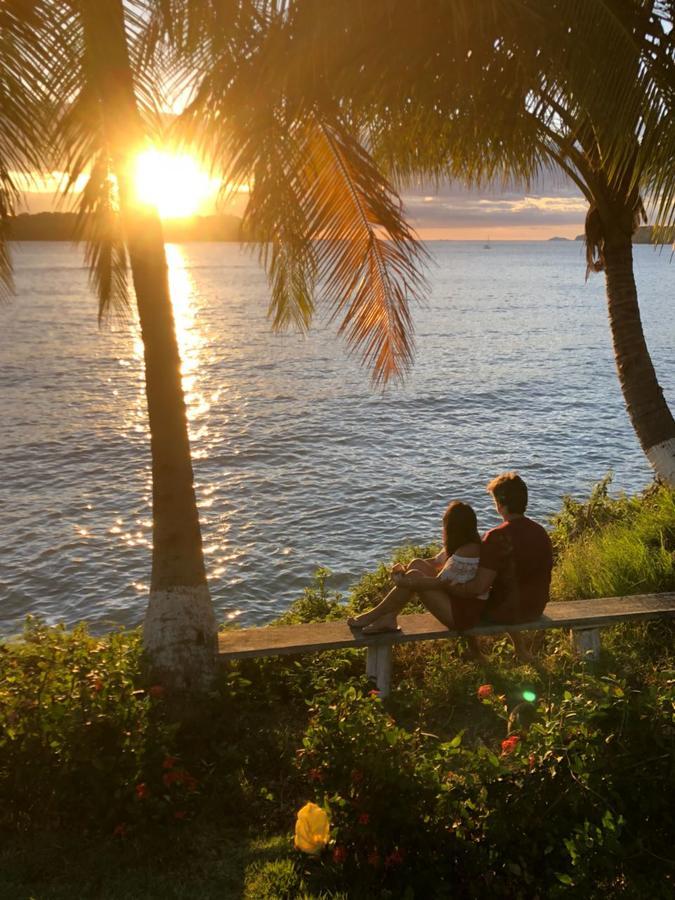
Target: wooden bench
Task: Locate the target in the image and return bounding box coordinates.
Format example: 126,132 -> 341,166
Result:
218,593 -> 675,696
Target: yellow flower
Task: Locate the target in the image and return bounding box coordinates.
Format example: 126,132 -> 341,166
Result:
294,802 -> 330,855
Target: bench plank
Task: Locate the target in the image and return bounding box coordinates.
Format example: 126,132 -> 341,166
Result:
218,592 -> 675,660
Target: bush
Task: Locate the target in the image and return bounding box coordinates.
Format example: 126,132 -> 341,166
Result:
294,670 -> 675,898
0,619 -> 182,834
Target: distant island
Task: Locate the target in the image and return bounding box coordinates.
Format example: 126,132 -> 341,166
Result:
9,212 -> 246,242
548,236 -> 570,241
574,225 -> 675,245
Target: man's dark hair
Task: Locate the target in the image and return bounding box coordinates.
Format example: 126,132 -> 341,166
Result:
486,472 -> 528,515
442,500 -> 481,555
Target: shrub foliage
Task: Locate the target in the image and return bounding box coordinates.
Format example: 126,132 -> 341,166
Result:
1,482 -> 674,898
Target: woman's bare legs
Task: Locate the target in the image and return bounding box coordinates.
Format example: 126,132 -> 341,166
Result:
359,587 -> 456,633
347,583 -> 413,629
347,559 -> 439,628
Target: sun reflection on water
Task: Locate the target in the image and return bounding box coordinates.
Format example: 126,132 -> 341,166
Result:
163,244 -> 212,441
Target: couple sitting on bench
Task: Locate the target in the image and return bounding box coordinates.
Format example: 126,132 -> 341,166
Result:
347,472 -> 553,662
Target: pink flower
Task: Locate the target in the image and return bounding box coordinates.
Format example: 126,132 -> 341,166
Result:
135,782 -> 150,800
501,735 -> 520,755
358,812 -> 370,825
332,845 -> 347,864
369,689 -> 382,699
149,685 -> 165,699
477,684 -> 493,700
308,768 -> 324,783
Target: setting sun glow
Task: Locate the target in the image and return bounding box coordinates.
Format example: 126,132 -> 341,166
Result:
132,149 -> 214,218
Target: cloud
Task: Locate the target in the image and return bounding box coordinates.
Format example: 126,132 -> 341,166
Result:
399,173 -> 588,235
403,195 -> 587,227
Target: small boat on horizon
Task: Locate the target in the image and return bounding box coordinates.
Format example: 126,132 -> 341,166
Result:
483,235 -> 492,249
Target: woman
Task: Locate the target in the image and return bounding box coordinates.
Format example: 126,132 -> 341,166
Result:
347,501 -> 489,635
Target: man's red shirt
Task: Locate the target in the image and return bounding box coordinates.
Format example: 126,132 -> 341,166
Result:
478,516 -> 553,624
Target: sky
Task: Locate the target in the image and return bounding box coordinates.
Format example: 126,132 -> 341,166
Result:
400,174 -> 588,240
21,166 -> 589,241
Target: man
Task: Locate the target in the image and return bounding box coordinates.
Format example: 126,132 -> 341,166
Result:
448,472 -> 553,660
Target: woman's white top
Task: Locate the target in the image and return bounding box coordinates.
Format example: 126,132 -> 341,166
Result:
438,554 -> 489,600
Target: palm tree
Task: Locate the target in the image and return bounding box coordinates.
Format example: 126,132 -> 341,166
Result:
1,0 -> 429,689
45,0 -> 218,690
224,0 -> 675,483
57,0 -> 426,690
527,4 -> 675,484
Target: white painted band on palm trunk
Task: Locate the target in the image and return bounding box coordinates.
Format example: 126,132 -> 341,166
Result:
646,438 -> 675,487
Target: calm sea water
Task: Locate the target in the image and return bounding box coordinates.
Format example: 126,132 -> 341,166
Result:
1,240 -> 673,635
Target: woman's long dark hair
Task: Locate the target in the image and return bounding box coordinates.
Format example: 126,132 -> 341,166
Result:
442,501 -> 481,556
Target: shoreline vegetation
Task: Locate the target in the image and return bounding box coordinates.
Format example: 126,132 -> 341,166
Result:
1,478 -> 674,898
9,213 -> 674,245
8,212 -> 246,243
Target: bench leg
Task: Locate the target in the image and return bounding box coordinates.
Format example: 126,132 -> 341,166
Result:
571,627 -> 601,662
366,644 -> 393,697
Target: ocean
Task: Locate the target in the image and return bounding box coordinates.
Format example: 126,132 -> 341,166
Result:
1,240 -> 673,635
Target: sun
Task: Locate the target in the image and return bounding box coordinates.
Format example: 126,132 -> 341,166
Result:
132,149 -> 215,219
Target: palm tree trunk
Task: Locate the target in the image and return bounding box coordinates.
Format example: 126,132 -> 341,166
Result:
81,0 -> 217,688
604,236 -> 675,484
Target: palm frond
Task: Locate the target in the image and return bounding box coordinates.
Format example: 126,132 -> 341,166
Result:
298,118 -> 427,384
74,154 -> 129,324
0,183 -> 15,302
0,0 -> 54,299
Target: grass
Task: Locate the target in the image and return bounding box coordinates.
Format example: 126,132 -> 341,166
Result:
551,481 -> 675,600
0,831 -> 295,900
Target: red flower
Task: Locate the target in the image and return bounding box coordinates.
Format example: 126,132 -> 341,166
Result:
501,735 -> 520,755
112,823 -> 127,838
351,769 -> 364,784
163,768 -> 197,789
358,812 -> 370,825
477,684 -> 493,700
368,689 -> 382,699
135,782 -> 150,800
308,768 -> 324,783
91,678 -> 104,693
332,845 -> 348,864
149,685 -> 165,699
162,756 -> 178,770
173,810 -> 187,821
367,850 -> 381,867
385,848 -> 405,868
